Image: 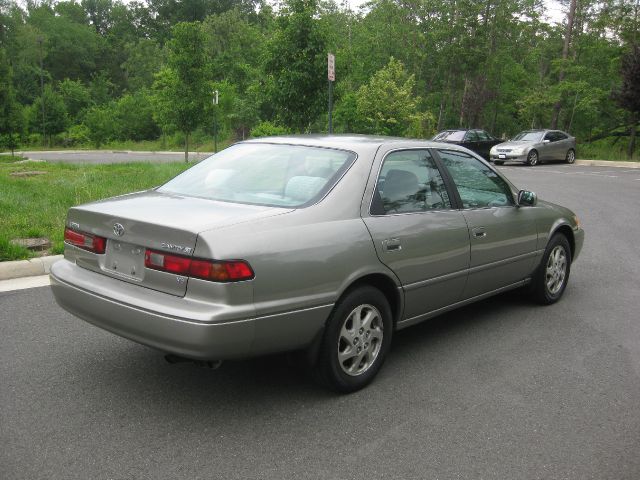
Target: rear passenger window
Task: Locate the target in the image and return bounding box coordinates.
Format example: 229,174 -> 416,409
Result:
437,150 -> 514,209
372,150 -> 451,215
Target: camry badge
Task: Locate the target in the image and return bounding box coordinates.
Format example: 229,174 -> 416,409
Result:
113,223 -> 125,237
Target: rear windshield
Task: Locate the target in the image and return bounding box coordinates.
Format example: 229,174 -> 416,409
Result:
434,131 -> 466,141
158,143 -> 356,207
512,131 -> 543,142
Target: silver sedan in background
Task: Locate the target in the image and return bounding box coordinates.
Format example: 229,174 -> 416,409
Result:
50,136 -> 584,392
490,129 -> 576,166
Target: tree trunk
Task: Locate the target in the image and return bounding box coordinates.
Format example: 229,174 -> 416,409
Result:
459,77 -> 470,127
629,115 -> 637,161
184,132 -> 189,163
551,0 -> 578,129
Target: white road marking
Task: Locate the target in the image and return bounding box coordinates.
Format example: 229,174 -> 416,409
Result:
0,275 -> 50,292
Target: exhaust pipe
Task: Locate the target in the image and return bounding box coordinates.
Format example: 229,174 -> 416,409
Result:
165,354 -> 223,370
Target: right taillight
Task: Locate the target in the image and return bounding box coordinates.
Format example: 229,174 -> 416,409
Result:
64,227 -> 106,254
144,249 -> 254,282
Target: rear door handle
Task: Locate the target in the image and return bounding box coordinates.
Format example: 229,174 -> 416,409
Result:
472,227 -> 486,238
382,238 -> 402,252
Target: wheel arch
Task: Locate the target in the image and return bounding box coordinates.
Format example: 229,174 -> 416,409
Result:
550,223 -> 575,261
306,271 -> 403,367
339,273 -> 403,327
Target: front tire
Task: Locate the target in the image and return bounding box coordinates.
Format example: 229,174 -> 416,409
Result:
530,234 -> 572,305
526,150 -> 539,166
314,286 -> 393,393
565,149 -> 576,164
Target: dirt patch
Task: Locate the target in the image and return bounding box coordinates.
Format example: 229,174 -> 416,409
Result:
10,171 -> 48,177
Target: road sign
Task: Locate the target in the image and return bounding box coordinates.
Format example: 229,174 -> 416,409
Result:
328,53 -> 335,82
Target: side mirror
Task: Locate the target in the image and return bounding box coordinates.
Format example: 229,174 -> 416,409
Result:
543,139 -> 550,144
517,190 -> 537,207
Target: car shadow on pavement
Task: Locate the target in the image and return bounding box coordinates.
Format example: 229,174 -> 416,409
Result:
55,290 -> 537,409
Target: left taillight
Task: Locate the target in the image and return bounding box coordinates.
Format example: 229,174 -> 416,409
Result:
64,227 -> 106,254
144,249 -> 254,282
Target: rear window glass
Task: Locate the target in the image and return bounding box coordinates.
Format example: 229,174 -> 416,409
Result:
434,131 -> 466,141
158,143 -> 356,207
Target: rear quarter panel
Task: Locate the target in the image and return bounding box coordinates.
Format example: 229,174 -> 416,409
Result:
191,143 -> 400,329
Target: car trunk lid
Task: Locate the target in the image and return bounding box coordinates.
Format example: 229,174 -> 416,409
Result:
65,190 -> 290,296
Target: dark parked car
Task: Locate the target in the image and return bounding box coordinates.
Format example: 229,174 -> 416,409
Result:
51,135 -> 584,392
432,129 -> 502,159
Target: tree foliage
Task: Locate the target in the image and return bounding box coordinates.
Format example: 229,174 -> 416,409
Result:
264,0 -> 327,132
152,21 -> 208,160
355,57 -> 419,136
0,0 -> 637,159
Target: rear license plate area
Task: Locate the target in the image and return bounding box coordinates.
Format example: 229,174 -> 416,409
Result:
104,240 -> 145,280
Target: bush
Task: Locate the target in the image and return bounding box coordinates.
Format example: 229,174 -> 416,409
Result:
250,121 -> 290,138
62,124 -> 91,147
83,105 -> 117,148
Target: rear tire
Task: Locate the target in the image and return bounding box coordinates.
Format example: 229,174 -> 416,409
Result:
526,150 -> 539,166
314,286 -> 393,393
565,149 -> 576,164
530,234 -> 572,305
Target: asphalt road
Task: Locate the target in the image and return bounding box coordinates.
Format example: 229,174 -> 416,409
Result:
20,150 -> 212,164
1,164 -> 639,479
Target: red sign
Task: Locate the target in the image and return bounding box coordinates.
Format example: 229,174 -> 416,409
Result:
328,53 -> 335,82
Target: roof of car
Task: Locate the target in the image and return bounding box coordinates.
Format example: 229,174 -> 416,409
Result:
242,134 -> 455,152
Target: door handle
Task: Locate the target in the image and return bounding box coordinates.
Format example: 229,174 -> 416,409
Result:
472,227 -> 486,238
382,238 -> 402,252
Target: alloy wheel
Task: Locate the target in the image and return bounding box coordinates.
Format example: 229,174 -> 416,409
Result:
545,245 -> 567,296
337,304 -> 383,376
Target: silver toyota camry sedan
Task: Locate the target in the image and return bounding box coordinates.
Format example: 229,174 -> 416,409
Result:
490,129 -> 576,166
51,135 -> 584,392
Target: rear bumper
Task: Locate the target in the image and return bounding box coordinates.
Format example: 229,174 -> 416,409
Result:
50,259 -> 330,360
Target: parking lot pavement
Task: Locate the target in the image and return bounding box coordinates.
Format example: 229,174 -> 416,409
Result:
19,150 -> 211,164
1,166 -> 639,479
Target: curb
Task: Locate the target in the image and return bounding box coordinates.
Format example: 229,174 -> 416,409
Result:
575,160 -> 640,168
0,255 -> 63,281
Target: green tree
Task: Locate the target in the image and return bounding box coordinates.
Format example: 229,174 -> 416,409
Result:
113,90 -> 159,141
0,48 -> 24,154
27,84 -> 68,146
355,58 -> 420,136
202,9 -> 265,93
152,22 -> 208,161
264,0 -> 327,132
58,78 -> 92,123
83,103 -> 116,148
121,39 -> 164,92
614,45 -> 640,159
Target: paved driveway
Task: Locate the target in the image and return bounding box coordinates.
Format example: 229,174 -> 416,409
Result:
20,150 -> 212,164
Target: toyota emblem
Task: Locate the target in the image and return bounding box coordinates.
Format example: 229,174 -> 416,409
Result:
113,223 -> 125,236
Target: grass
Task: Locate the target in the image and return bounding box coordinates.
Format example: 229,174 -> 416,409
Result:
0,161 -> 191,261
578,138 -> 638,162
0,153 -> 25,164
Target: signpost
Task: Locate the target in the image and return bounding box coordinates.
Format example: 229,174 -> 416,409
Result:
212,90 -> 219,153
328,53 -> 335,134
